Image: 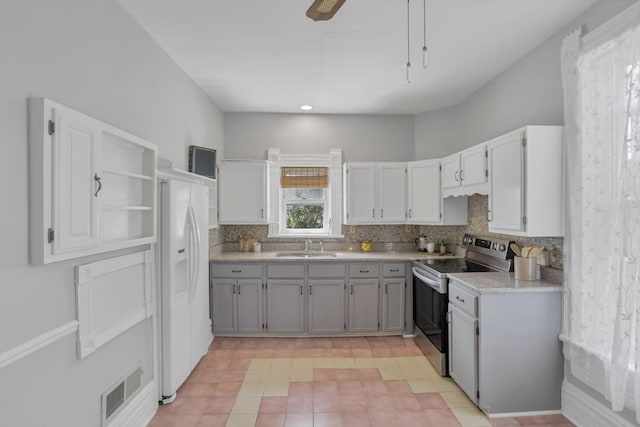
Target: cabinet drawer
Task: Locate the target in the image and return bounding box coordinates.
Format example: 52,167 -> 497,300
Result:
349,264 -> 379,278
382,263 -> 405,277
267,264 -> 305,278
308,263 -> 346,278
449,282 -> 477,316
212,263 -> 263,278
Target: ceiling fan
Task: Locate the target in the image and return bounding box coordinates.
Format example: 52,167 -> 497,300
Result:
306,0 -> 347,21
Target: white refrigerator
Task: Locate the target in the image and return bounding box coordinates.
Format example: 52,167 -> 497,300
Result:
157,169 -> 212,403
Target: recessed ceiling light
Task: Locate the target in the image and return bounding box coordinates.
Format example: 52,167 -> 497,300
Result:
299,105 -> 313,111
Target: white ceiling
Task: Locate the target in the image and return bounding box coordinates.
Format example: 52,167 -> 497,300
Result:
120,0 -> 598,115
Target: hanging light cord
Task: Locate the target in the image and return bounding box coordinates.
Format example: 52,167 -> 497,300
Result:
422,0 -> 428,69
406,0 -> 412,83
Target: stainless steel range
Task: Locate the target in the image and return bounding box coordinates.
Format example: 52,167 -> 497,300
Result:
412,234 -> 514,376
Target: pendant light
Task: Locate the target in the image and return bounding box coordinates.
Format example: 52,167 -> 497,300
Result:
422,0 -> 429,69
406,0 -> 412,83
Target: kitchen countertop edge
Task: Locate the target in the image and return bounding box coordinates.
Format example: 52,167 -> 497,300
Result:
447,272 -> 562,294
210,251 -> 461,262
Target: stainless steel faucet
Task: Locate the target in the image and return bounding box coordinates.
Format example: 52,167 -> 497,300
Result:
305,239 -> 312,252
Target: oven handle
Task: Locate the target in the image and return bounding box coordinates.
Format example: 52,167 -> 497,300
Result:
412,267 -> 444,292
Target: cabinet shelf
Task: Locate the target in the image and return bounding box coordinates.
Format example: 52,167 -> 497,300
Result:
102,205 -> 153,211
102,168 -> 153,181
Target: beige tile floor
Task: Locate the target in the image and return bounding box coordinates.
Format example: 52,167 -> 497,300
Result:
148,336 -> 574,427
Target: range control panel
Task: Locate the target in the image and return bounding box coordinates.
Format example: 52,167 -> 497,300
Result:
463,234 -> 512,260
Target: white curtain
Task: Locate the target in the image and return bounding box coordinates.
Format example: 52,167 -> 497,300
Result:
561,19 -> 640,421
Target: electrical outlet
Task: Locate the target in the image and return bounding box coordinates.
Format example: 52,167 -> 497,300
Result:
405,224 -> 410,232
537,250 -> 549,266
349,225 -> 355,233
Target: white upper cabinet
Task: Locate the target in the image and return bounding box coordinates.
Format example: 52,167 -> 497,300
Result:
441,143 -> 488,197
218,160 -> 269,224
487,126 -> 564,236
343,162 -> 406,224
29,98 -> 157,264
407,159 -> 467,225
377,163 -> 406,223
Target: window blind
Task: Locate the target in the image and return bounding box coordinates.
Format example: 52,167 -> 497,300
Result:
281,167 -> 328,188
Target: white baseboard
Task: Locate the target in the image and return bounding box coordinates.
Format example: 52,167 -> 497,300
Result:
107,380 -> 158,427
562,380 -> 636,427
0,321 -> 79,371
487,410 -> 561,418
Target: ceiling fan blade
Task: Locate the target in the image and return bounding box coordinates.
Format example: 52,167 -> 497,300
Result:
306,0 -> 347,21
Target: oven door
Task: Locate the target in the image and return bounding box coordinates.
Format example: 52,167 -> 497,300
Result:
412,267 -> 448,354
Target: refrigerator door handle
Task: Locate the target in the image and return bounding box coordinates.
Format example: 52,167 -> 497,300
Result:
187,206 -> 200,303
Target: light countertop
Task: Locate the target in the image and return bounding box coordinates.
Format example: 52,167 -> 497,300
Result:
447,272 -> 562,294
210,251 -> 461,263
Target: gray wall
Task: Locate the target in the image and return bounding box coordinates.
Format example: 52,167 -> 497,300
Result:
224,113 -> 414,162
415,0 -> 637,422
0,0 -> 223,425
415,0 -> 636,157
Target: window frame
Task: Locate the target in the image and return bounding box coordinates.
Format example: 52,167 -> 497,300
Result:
267,148 -> 343,238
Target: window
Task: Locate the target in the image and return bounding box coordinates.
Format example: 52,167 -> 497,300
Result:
280,167 -> 329,235
267,148 -> 343,238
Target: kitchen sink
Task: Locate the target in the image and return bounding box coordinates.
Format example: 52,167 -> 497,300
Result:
275,251 -> 338,258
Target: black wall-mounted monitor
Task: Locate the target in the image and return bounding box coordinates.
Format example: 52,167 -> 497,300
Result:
188,146 -> 216,179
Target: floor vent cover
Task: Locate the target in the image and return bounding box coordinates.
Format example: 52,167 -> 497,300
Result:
101,361 -> 143,426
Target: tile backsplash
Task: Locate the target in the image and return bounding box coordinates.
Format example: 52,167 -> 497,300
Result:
211,193 -> 564,270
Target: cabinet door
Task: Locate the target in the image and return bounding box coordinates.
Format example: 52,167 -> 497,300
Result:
52,107 -> 101,254
382,279 -> 405,332
448,304 -> 478,404
488,130 -> 524,232
440,154 -> 460,190
348,279 -> 380,333
308,280 -> 346,334
344,163 -> 377,224
460,144 -> 487,187
267,280 -> 305,333
236,279 -> 264,333
218,161 -> 268,224
407,160 -> 441,224
212,279 -> 236,333
378,163 -> 406,223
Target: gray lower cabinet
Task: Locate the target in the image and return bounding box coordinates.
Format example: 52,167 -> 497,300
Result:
308,280 -> 346,333
348,279 -> 380,332
382,278 -> 405,332
236,280 -> 264,333
447,279 -> 563,415
448,302 -> 479,404
211,263 -> 264,334
211,279 -> 236,333
211,278 -> 263,333
266,280 -> 305,333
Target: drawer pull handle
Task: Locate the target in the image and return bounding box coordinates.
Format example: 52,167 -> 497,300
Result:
360,270 -> 369,273
389,269 -> 400,272
456,295 -> 465,303
231,270 -> 242,273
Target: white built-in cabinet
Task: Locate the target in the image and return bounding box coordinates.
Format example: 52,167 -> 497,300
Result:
29,98 -> 157,264
406,159 -> 467,225
487,126 -> 564,236
205,178 -> 218,230
441,143 -> 488,197
217,160 -> 269,224
343,162 -> 406,224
